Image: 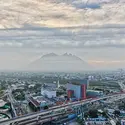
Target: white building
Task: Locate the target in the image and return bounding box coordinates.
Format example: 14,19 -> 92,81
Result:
41,88 -> 56,98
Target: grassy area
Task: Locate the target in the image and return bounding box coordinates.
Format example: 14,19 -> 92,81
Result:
89,81 -> 120,88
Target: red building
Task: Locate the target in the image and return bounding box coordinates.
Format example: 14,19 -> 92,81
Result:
67,90 -> 74,98
81,84 -> 86,100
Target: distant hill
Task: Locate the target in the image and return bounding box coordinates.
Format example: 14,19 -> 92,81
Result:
28,53 -> 92,72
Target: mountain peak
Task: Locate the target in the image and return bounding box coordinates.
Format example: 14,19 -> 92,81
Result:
41,53 -> 83,61
28,53 -> 91,71
42,53 -> 58,58
62,53 -> 73,56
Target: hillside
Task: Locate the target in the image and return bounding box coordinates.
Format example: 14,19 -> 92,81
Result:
28,53 -> 91,72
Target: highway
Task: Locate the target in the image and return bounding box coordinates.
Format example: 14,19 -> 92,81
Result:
0,93 -> 125,125
18,111 -> 74,125
7,87 -> 17,117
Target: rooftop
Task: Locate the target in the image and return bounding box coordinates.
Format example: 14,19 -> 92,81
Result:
28,97 -> 40,107
33,96 -> 46,103
42,86 -> 56,91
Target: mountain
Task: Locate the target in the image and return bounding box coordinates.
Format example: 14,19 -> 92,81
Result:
42,53 -> 58,58
28,53 -> 91,72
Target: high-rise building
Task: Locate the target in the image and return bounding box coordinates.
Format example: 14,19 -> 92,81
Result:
67,79 -> 88,100
81,84 -> 86,100
57,80 -> 60,88
67,90 -> 74,98
70,79 -> 89,88
67,83 -> 81,99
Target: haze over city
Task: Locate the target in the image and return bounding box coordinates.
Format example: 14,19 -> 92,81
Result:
1,1 -> 125,125
0,0 -> 125,71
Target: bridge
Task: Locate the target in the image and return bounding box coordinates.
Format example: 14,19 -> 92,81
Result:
0,93 -> 125,125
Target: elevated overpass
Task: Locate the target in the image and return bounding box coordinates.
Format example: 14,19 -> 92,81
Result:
0,93 -> 125,125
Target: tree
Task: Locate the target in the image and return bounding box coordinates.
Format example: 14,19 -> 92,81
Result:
89,109 -> 98,118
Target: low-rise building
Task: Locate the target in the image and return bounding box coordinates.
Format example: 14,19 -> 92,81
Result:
41,88 -> 56,98
27,96 -> 54,111
41,84 -> 57,98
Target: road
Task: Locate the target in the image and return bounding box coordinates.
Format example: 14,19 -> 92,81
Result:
0,93 -> 125,125
7,87 -> 17,117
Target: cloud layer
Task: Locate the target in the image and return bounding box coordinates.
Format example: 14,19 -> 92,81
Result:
0,0 -> 125,29
0,0 -> 125,49
0,26 -> 125,49
0,0 -> 125,70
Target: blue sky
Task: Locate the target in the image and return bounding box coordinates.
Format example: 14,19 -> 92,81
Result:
0,0 -> 125,70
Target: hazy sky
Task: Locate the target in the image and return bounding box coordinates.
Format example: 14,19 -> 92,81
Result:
0,0 -> 125,70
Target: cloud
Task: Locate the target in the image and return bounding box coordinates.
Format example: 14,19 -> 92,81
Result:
0,26 -> 125,49
1,0 -> 125,70
89,60 -> 125,64
88,59 -> 125,69
0,0 -> 125,49
0,0 -> 125,29
0,42 -> 23,47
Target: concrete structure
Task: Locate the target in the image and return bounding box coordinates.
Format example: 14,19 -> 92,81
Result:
27,96 -> 40,111
27,96 -> 54,111
1,93 -> 125,125
81,84 -> 86,99
41,83 -> 57,98
67,79 -> 88,99
67,90 -> 74,98
41,89 -> 56,98
69,79 -> 89,88
67,83 -> 81,99
57,80 -> 60,88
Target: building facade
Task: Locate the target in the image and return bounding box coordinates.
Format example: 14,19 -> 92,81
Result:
41,89 -> 56,98
67,83 -> 81,99
67,79 -> 88,99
